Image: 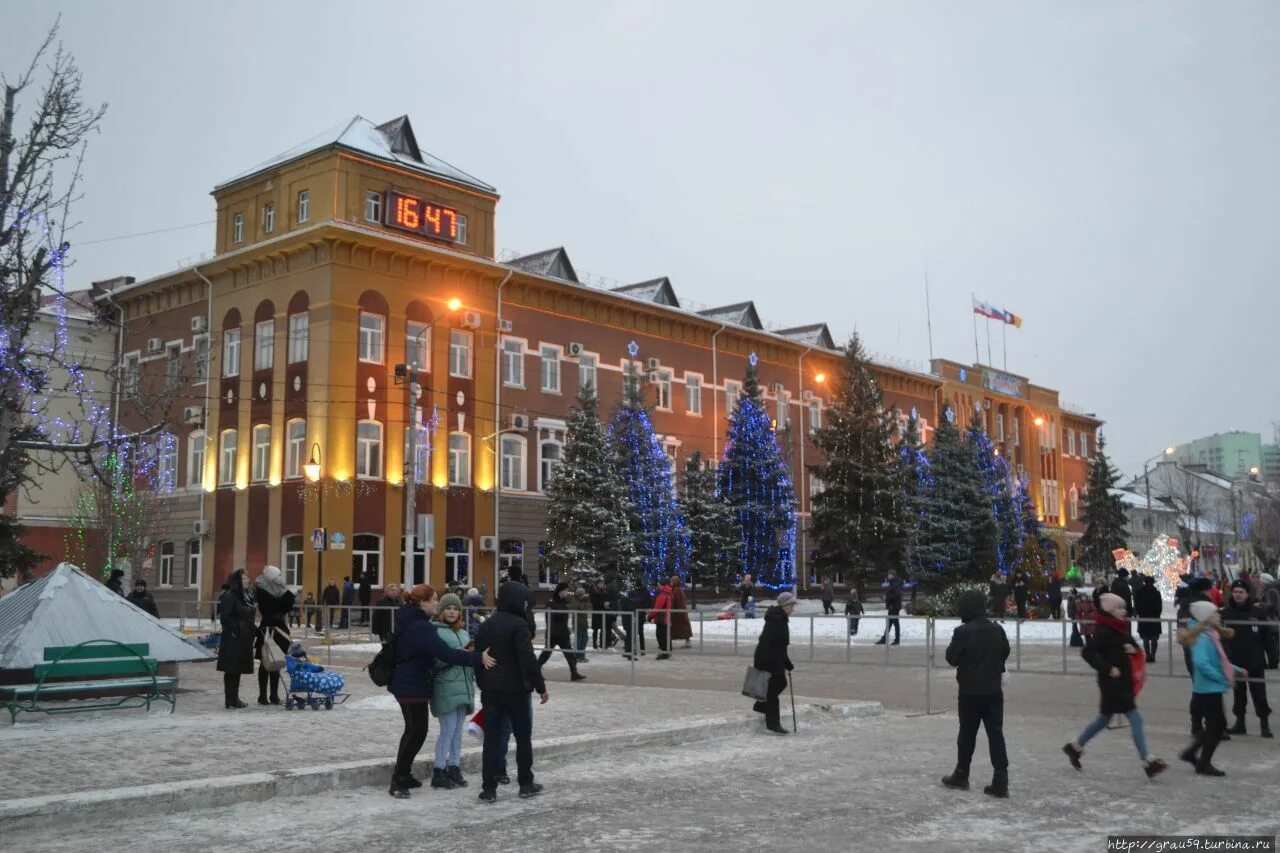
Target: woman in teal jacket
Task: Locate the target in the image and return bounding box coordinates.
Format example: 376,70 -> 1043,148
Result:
431,593 -> 476,790
1179,601 -> 1245,777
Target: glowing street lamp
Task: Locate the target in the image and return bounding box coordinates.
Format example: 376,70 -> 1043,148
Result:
447,297 -> 463,312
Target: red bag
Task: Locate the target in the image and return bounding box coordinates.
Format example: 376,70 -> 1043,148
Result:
1129,649 -> 1147,697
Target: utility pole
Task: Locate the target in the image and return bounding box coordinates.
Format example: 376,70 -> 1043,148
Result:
396,362 -> 419,588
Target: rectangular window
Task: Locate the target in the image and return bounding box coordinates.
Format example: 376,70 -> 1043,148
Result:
1012,416 -> 1020,447
288,313 -> 309,364
777,392 -> 790,430
578,353 -> 597,396
685,373 -> 702,415
1066,429 -> 1076,456
263,203 -> 275,234
540,345 -> 561,393
502,338 -> 525,387
406,322 -> 430,371
297,189 -> 310,223
255,320 -> 275,371
194,336 -> 209,384
808,400 -> 822,433
655,369 -> 672,410
222,329 -> 241,378
158,541 -> 175,587
283,536 -> 303,588
448,433 -> 471,486
123,354 -> 140,397
449,330 -> 472,378
725,380 -> 742,415
165,345 -> 182,391
232,213 -> 244,244
251,424 -> 270,482
1079,433 -> 1089,458
187,539 -> 202,589
456,214 -> 468,245
356,421 -> 383,479
500,436 -> 526,490
219,430 -> 237,486
996,412 -> 1004,442
157,434 -> 177,492
365,190 -> 382,223
358,313 -> 385,364
539,440 -> 562,492
285,419 -> 306,479
187,431 -> 205,488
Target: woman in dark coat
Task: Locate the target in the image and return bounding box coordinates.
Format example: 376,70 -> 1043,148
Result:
669,576 -> 693,648
752,591 -> 796,735
1062,593 -> 1165,778
254,565 -> 295,705
1133,575 -> 1164,663
217,569 -> 257,709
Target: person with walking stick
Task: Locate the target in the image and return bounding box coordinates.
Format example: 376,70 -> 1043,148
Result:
752,591 -> 796,735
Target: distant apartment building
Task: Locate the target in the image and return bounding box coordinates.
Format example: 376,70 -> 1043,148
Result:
1171,431 -> 1264,479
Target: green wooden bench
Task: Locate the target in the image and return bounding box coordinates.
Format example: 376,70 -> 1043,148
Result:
0,640 -> 179,724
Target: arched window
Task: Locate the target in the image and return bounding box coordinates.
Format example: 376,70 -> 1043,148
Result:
445,537 -> 471,586
1069,485 -> 1079,521
356,420 -> 383,479
448,432 -> 471,486
353,534 -> 382,587
251,424 -> 271,482
500,434 -> 527,491
218,429 -> 238,486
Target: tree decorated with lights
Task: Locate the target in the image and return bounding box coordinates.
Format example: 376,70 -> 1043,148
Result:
543,387 -> 638,587
809,332 -> 904,587
916,406 -> 989,583
718,357 -> 798,590
610,359 -> 689,590
896,412 -> 936,579
965,420 -> 1006,575
678,450 -> 741,599
1079,435 -> 1129,575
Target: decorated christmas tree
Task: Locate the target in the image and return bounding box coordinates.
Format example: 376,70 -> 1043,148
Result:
896,413 -> 934,580
718,359 -> 798,590
610,366 -> 689,590
965,421 -> 1007,575
1079,435 -> 1129,575
809,332 -> 905,588
543,387 -> 639,587
916,405 -> 989,583
678,451 -> 741,600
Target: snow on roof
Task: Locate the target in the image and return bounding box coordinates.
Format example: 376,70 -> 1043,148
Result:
1110,488 -> 1176,511
0,563 -> 214,669
611,278 -> 680,308
506,247 -> 579,283
776,323 -> 836,349
216,115 -> 497,195
698,301 -> 763,330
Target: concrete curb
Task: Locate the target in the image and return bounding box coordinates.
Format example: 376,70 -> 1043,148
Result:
1,700 -> 880,831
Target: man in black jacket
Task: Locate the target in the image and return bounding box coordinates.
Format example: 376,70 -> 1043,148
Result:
1223,580 -> 1273,737
589,579 -> 607,649
474,581 -> 550,802
126,579 -> 160,617
875,571 -> 902,645
942,590 -> 1011,798
1110,569 -> 1134,614
538,583 -> 585,681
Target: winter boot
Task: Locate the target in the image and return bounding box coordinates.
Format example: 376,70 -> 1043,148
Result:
940,773 -> 969,791
1260,717 -> 1273,739
430,768 -> 457,790
1195,763 -> 1226,777
403,774 -> 424,789
447,765 -> 468,788
1229,716 -> 1247,735
752,701 -> 767,714
388,779 -> 411,799
983,770 -> 1009,798
478,788 -> 497,804
1142,758 -> 1167,779
571,672 -> 587,681
1062,742 -> 1083,770
518,782 -> 544,799
1178,745 -> 1199,766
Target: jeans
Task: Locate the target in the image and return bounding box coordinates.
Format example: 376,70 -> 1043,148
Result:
434,707 -> 467,769
848,617 -> 860,635
955,691 -> 1008,776
484,690 -> 534,789
394,702 -> 430,781
576,628 -> 588,660
1076,709 -> 1148,759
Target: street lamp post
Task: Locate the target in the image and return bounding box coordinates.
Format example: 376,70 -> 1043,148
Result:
1143,447 -> 1175,551
304,443 -> 323,610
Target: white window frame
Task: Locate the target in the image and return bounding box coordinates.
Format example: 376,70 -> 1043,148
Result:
777,391 -> 791,430
499,539 -> 523,578
164,344 -> 182,391
500,434 -> 527,491
578,352 -> 598,396
288,313 -> 309,364
455,214 -> 468,245
725,380 -> 742,415
251,424 -> 271,483
1013,416 -> 1021,447
655,369 -> 673,411
297,189 -> 310,223
356,420 -> 383,480
448,432 -> 471,486
158,541 -> 175,587
219,429 -> 238,486
540,344 -> 562,394
538,438 -> 563,492
222,329 -> 241,378
685,372 -> 702,416
122,354 -> 140,397
1069,485 -> 1079,520
156,433 -> 177,492
255,319 -> 275,371
358,312 -> 385,364
996,412 -> 1005,442
808,399 -> 822,434
193,335 -> 209,384
232,213 -> 244,244
187,430 -> 205,489
187,539 -> 202,589
449,330 -> 472,379
1079,433 -> 1089,458
502,337 -> 526,388
445,537 -> 471,587
285,418 -> 306,480
364,190 -> 382,223
282,535 -> 304,588
406,321 -> 430,372
1066,428 -> 1076,457
352,534 -> 384,588
263,202 -> 275,234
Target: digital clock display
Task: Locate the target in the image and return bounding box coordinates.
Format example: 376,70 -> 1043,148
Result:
384,190 -> 461,242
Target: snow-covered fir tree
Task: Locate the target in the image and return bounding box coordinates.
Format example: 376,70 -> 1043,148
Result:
543,387 -> 638,587
809,332 -> 904,588
1079,435 -> 1128,574
1013,477 -> 1050,597
896,413 -> 934,580
717,361 -> 798,589
917,405 -> 990,583
678,451 -> 741,598
965,420 -> 1011,574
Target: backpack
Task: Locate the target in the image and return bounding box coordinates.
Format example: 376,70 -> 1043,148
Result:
367,639 -> 396,687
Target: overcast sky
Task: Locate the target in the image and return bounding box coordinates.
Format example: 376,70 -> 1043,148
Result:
4,2 -> 1277,478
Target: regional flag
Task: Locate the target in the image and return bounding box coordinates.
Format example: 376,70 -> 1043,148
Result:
1004,311 -> 1023,328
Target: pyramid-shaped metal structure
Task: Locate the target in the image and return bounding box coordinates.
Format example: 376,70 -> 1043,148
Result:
0,563 -> 214,669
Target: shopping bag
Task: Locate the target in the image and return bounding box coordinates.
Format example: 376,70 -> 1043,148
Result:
741,666 -> 771,701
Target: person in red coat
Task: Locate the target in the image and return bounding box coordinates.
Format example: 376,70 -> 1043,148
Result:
650,581 -> 674,660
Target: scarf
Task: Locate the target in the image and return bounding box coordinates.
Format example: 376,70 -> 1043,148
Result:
254,572 -> 287,600
1095,613 -> 1130,636
1202,626 -> 1236,689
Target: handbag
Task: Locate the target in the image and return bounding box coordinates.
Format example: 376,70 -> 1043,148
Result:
741,666 -> 771,701
260,627 -> 287,672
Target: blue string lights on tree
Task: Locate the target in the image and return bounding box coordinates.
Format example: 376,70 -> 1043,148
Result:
965,419 -> 1020,574
717,357 -> 797,590
610,354 -> 688,591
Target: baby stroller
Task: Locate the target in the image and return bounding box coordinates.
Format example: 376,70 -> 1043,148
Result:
283,642 -> 348,710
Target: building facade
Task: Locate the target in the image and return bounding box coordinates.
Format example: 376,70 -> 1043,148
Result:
1171,431 -> 1265,479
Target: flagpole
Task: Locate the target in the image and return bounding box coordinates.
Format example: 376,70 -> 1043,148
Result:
1002,321 -> 1007,370
925,272 -> 935,363
971,293 -> 980,363
985,317 -> 992,366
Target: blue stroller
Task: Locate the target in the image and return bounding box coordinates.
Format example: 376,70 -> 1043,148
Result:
283,643 -> 348,710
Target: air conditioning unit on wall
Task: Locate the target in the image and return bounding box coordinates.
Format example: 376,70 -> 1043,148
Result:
182,406 -> 203,425
461,311 -> 482,329
192,520 -> 212,536
191,315 -> 207,333
479,536 -> 497,553
567,342 -> 584,357
510,413 -> 529,432
147,337 -> 164,354
645,357 -> 660,370
498,319 -> 513,333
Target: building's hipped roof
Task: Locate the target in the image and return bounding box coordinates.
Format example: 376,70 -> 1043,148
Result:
611,278 -> 680,308
216,115 -> 497,195
0,563 -> 215,669
506,247 -> 579,283
1110,488 -> 1177,512
776,323 -> 835,349
698,301 -> 763,330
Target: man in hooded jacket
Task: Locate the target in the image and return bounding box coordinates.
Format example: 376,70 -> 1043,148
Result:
1223,580 -> 1272,737
942,590 -> 1011,798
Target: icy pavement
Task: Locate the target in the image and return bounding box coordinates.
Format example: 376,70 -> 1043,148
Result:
10,707 -> 1277,853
